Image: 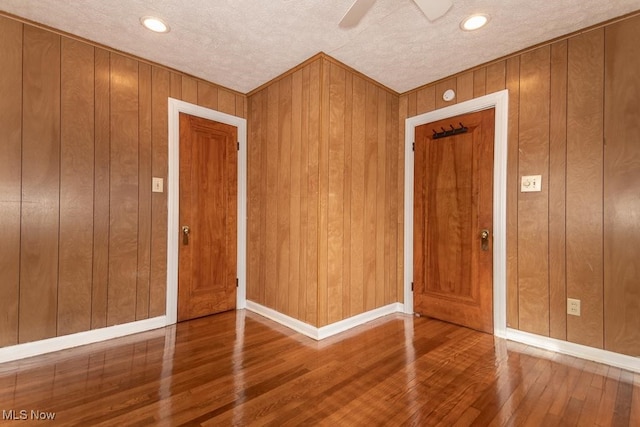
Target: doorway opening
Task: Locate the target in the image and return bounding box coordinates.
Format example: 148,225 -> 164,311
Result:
403,90 -> 509,337
166,98 -> 248,326
413,109 -> 495,333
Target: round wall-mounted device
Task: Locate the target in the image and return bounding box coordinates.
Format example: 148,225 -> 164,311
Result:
443,89 -> 456,102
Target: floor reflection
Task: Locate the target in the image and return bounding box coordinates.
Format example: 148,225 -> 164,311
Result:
0,310 -> 637,425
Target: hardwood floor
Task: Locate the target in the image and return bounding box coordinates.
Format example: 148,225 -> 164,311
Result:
0,311 -> 638,426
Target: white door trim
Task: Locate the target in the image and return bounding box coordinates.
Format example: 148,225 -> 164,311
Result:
403,90 -> 509,338
166,98 -> 247,325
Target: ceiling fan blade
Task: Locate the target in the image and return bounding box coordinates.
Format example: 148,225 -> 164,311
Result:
339,0 -> 376,28
413,0 -> 453,21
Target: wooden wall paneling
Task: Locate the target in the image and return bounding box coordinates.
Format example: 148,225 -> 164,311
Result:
170,72 -> 182,99
58,37 -> 95,335
342,72 -> 353,317
218,88 -> 236,115
566,29 -> 604,349
549,40 -> 568,341
149,67 -> 170,317
289,70 -> 303,319
363,81 -> 378,312
256,89 -> 268,305
415,86 -> 435,115
0,16 -> 22,347
107,53 -> 139,326
407,91 -> 417,118
517,46 -> 551,337
136,62 -> 152,321
92,47 -> 111,329
350,76 -> 366,316
486,61 -> 507,94
604,18 -> 640,356
19,26 -> 61,343
306,59 -> 321,325
318,59 -> 330,326
375,88 -> 387,307
397,94 -> 407,304
473,68 -> 487,98
505,56 -> 520,329
235,94 -> 246,119
197,81 -> 218,111
181,76 -> 198,105
265,83 -> 279,310
435,78 -> 457,110
385,93 -> 399,303
299,67 -> 310,322
260,90 -> 270,306
277,75 -> 292,315
247,91 -> 263,302
456,71 -> 474,103
327,63 -> 346,323
392,94 -> 400,302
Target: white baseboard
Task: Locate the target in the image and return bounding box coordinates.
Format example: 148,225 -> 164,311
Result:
0,316 -> 167,364
506,328 -> 640,373
245,301 -> 405,341
317,303 -> 405,339
3,308 -> 636,374
245,301 -> 318,339
244,301 -> 639,372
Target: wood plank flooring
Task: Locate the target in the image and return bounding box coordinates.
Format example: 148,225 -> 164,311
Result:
0,311 -> 637,426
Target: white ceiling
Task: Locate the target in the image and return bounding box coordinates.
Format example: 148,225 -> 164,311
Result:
1,1 -> 638,94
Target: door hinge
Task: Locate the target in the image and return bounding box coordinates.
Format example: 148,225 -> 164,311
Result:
412,142 -> 415,151
236,278 -> 239,288
237,142 -> 240,151
411,282 -> 414,291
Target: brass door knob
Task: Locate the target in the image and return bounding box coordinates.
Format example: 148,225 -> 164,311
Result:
182,225 -> 190,245
480,229 -> 490,251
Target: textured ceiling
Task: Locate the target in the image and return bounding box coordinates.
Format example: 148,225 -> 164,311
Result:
0,0 -> 638,93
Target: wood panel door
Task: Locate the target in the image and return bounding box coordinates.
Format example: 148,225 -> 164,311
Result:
413,109 -> 494,333
178,113 -> 238,322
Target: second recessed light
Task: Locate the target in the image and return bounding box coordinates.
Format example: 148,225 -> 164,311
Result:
461,14 -> 489,31
141,16 -> 170,33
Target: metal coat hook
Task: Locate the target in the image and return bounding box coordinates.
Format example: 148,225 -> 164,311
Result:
432,122 -> 469,139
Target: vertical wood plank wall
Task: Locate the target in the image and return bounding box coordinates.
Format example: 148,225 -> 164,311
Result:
19,25 -> 61,344
59,38 -> 95,336
399,14 -> 640,356
0,14 -> 246,347
603,18 -> 640,356
0,16 -> 23,347
246,56 -> 400,327
247,58 -> 321,325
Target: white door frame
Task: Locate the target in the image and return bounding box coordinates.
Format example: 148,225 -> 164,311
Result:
403,90 -> 509,338
166,98 -> 247,325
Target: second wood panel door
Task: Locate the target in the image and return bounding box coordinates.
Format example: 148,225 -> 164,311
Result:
413,109 -> 494,333
178,113 -> 238,322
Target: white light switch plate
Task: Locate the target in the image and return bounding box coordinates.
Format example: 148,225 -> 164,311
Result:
152,177 -> 164,193
521,175 -> 542,192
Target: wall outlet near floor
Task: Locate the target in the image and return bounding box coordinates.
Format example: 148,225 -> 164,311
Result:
567,298 -> 581,316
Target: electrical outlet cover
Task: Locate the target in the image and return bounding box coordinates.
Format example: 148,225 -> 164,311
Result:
152,177 -> 164,193
567,298 -> 581,316
521,175 -> 542,192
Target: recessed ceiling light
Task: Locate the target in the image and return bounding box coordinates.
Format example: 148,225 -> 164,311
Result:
140,16 -> 170,33
461,14 -> 489,31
